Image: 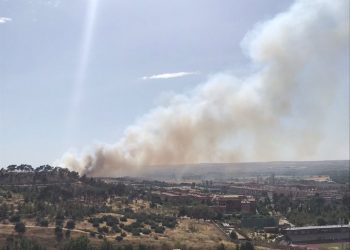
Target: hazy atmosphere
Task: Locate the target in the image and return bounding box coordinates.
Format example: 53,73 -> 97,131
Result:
0,1 -> 349,249
1,0 -> 349,176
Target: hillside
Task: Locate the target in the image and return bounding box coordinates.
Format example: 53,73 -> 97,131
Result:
0,164 -> 79,185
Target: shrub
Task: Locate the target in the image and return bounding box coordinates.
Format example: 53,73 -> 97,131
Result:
56,219 -> 64,227
65,220 -> 75,230
14,222 -> 26,234
239,242 -> 255,250
65,230 -> 71,238
115,236 -> 123,242
123,225 -> 132,232
112,225 -> 122,233
131,221 -> 142,228
230,230 -> 238,240
10,214 -> 21,223
154,226 -> 165,234
131,228 -> 141,236
99,226 -> 109,234
317,217 -> 326,226
104,215 -> 119,227
39,219 -> 49,227
142,228 -> 151,235
149,222 -> 157,229
55,226 -> 63,241
90,217 -> 101,227
55,213 -> 65,226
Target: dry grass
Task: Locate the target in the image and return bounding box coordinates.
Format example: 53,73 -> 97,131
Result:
116,218 -> 235,250
166,218 -> 234,249
0,225 -> 71,250
0,218 -> 235,250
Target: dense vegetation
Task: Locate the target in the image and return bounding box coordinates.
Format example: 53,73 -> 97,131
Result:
321,169 -> 350,184
0,165 -> 135,223
274,193 -> 349,226
0,165 -> 186,249
178,205 -> 222,220
1,235 -> 238,250
0,165 -> 79,185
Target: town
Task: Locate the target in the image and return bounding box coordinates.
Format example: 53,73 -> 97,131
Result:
0,161 -> 349,250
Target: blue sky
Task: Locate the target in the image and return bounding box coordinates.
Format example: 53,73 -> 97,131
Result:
0,0 -> 294,167
4,0 -> 350,174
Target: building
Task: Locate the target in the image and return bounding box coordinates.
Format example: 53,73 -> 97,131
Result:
283,224 -> 350,243
152,191 -> 256,214
213,195 -> 256,214
215,195 -> 242,212
241,198 -> 256,214
152,191 -> 211,203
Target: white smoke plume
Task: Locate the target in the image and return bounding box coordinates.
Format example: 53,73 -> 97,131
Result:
62,0 -> 349,176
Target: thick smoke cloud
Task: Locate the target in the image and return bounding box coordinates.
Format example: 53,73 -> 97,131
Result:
62,0 -> 349,176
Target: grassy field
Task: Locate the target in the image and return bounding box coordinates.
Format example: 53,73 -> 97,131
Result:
0,193 -> 234,249
0,218 -> 235,250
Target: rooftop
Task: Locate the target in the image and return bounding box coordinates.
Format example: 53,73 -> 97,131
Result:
285,224 -> 350,231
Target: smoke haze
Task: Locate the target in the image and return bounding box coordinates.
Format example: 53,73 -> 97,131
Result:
62,0 -> 349,176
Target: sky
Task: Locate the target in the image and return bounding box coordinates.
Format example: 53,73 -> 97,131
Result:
0,0 -> 348,170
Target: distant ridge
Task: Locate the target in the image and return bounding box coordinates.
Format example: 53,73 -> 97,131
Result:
140,160 -> 349,180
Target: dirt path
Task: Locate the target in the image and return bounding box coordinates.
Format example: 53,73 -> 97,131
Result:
0,224 -> 89,235
0,223 -> 123,239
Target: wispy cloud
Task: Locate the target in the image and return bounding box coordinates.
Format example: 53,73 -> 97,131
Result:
142,71 -> 199,80
0,17 -> 12,24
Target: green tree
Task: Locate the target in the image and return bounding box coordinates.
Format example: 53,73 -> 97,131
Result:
39,219 -> 49,227
15,222 -> 26,235
115,236 -> 123,242
154,226 -> 165,234
65,229 -> 71,239
317,217 -> 326,226
0,202 -> 8,219
10,214 -> 21,223
230,230 -> 238,240
55,226 -> 63,241
66,220 -> 75,230
55,211 -> 65,226
240,242 -> 255,250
